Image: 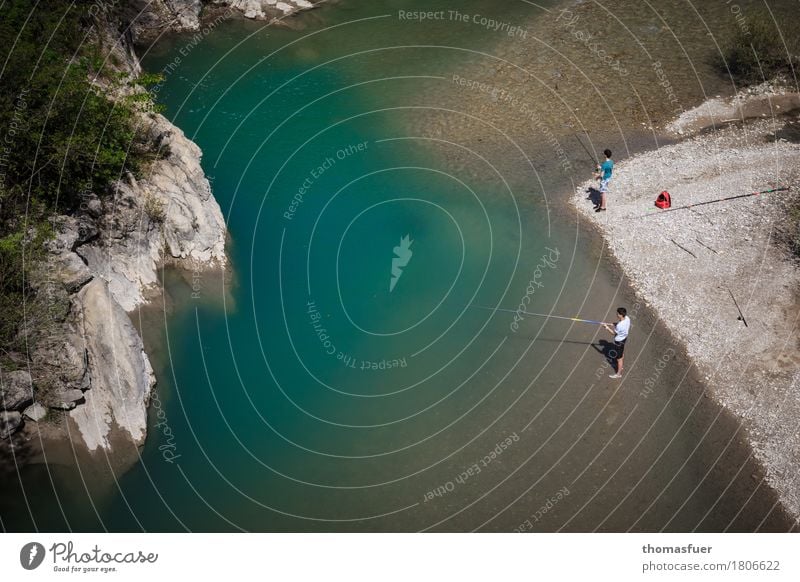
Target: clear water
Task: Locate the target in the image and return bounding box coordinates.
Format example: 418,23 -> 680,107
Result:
1,0 -> 794,532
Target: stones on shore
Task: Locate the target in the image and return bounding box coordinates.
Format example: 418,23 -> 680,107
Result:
667,79 -> 800,136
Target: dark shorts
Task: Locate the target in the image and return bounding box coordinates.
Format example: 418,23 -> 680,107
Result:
612,340 -> 626,358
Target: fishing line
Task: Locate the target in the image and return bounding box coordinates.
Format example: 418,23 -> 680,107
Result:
471,304 -> 608,325
573,132 -> 599,167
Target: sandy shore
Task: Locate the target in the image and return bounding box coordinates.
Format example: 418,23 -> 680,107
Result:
572,94 -> 800,521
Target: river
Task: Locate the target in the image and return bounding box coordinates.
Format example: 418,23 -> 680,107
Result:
1,0 -> 795,532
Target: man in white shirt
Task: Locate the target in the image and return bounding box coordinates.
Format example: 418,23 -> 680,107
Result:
603,307 -> 630,379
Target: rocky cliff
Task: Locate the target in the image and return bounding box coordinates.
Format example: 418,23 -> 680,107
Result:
1,5 -> 226,460
78,114 -> 227,313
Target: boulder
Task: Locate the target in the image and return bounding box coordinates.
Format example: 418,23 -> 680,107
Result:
75,215 -> 99,246
0,370 -> 34,411
0,411 -> 23,439
51,251 -> 93,293
23,403 -> 47,422
85,196 -> 103,219
125,0 -> 203,43
48,389 -> 85,411
30,331 -> 88,395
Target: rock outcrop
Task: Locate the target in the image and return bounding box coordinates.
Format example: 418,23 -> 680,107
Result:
124,0 -> 204,42
78,113 -> 226,312
23,112 -> 226,453
0,371 -> 34,411
23,403 -> 47,422
1,6 -> 227,457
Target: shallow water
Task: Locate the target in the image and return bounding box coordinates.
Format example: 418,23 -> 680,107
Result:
1,0 -> 796,532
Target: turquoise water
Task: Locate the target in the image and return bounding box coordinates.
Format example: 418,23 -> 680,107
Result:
130,0 -> 576,531
1,0 -> 794,532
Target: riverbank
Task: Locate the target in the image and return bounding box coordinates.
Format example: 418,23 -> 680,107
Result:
571,92 -> 800,521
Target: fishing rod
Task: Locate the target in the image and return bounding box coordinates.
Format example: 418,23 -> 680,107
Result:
573,133 -> 599,168
635,187 -> 789,218
472,304 -> 608,326
727,288 -> 748,327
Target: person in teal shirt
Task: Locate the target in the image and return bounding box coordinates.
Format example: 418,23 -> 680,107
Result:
593,149 -> 613,212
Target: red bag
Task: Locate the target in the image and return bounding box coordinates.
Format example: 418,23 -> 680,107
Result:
655,191 -> 671,209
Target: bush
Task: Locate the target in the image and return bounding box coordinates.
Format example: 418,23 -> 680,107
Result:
144,193 -> 166,223
722,11 -> 800,84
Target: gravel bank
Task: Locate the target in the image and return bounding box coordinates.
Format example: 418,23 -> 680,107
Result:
572,115 -> 800,521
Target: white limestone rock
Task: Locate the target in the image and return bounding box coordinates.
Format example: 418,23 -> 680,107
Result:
78,113 -> 226,312
69,279 -> 156,451
23,403 -> 47,422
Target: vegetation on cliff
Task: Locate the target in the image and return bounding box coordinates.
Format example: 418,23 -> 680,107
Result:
0,1 -> 157,352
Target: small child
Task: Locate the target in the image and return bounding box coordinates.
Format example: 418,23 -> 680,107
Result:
593,149 -> 614,212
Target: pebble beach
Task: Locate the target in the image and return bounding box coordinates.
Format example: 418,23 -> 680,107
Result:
572,91 -> 800,521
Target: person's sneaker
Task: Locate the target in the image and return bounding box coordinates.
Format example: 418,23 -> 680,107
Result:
595,207 -> 606,213
609,373 -> 622,379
